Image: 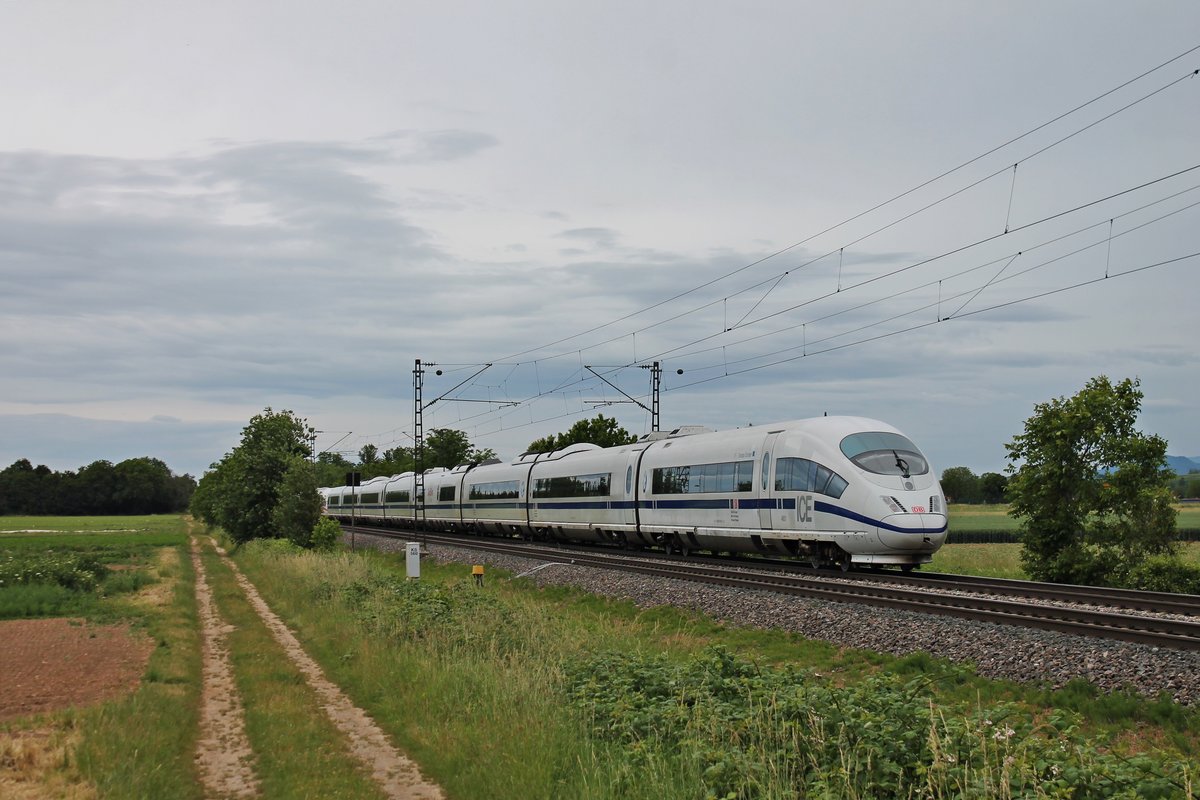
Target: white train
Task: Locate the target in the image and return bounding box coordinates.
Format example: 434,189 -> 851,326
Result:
321,416 -> 947,570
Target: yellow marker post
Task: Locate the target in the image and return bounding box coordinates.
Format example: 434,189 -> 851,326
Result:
472,564 -> 484,587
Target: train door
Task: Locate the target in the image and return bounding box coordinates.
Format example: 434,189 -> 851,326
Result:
622,459 -> 636,527
757,431 -> 782,530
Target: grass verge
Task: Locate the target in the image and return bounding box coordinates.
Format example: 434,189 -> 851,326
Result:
233,538 -> 1199,799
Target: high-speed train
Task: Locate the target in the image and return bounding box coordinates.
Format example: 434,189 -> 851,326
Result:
321,416 -> 947,570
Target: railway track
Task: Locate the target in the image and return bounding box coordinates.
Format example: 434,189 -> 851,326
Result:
343,524 -> 1200,652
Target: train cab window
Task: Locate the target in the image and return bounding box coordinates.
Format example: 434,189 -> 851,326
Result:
840,432 -> 929,476
438,486 -> 456,502
328,497 -> 340,506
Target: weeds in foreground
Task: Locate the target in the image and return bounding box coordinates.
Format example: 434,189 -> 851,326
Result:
566,647 -> 1193,799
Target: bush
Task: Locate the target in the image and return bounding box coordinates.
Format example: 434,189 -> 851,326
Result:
310,518 -> 341,552
1124,555 -> 1200,594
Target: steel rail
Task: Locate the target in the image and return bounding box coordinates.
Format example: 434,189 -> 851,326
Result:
845,570 -> 1200,617
344,525 -> 1200,652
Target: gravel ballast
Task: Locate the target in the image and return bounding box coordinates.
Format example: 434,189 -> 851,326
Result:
358,533 -> 1200,706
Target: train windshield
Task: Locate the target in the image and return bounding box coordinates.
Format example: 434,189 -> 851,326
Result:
839,432 -> 929,477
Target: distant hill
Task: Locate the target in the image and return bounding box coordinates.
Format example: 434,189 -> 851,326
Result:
1168,456 -> 1200,475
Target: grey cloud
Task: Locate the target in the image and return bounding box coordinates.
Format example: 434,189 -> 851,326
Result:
371,129 -> 499,163
557,227 -> 619,249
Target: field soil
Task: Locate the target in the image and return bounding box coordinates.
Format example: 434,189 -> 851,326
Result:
0,618 -> 152,721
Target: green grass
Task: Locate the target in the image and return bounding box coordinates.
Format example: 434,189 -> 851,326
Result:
72,530 -> 203,798
927,542 -> 1028,579
927,541 -> 1200,580
0,514 -> 188,553
949,503 -> 1200,535
232,538 -> 1200,799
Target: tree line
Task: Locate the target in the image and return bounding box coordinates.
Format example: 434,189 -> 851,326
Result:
941,461 -> 1200,504
0,457 -> 196,516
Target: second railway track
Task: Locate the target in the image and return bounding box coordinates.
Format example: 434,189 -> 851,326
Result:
345,524 -> 1200,652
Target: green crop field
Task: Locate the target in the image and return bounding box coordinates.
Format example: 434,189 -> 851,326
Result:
948,502 -> 1200,536
0,514 -> 188,618
0,514 -> 188,543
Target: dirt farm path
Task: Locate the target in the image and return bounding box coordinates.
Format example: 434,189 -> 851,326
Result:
204,538 -> 444,800
191,535 -> 260,798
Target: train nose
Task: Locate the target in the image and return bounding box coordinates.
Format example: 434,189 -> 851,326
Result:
877,513 -> 948,551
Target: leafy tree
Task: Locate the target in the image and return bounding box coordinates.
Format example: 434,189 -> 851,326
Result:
74,460 -> 117,513
358,444 -> 378,465
1005,376 -> 1177,585
314,451 -> 354,489
191,408 -> 313,544
112,457 -> 178,514
370,445 -> 414,479
525,414 -> 639,454
419,429 -> 496,470
979,472 -> 1008,505
0,459 -> 40,514
270,456 -> 324,547
939,466 -> 981,504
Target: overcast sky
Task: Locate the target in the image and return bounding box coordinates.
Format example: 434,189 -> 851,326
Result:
2,1 -> 1198,481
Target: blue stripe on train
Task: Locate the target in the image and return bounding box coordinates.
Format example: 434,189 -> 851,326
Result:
813,501 -> 947,534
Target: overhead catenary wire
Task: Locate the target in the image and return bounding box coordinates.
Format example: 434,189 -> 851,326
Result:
473,49 -> 1200,367
471,72 -> 1200,375
346,48 -> 1200,448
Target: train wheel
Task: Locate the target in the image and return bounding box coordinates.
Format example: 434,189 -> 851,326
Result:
901,564 -> 915,574
839,555 -> 852,573
809,553 -> 821,569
